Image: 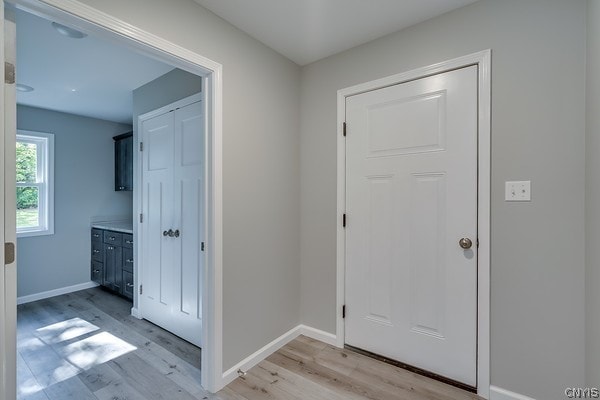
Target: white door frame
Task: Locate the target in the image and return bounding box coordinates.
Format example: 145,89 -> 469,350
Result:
336,50 -> 491,399
2,0 -> 224,394
2,5 -> 17,400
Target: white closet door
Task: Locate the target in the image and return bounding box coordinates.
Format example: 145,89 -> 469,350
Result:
140,100 -> 204,347
141,111 -> 175,329
172,101 -> 204,345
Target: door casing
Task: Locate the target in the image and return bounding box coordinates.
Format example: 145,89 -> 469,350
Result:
336,50 -> 491,399
1,0 -> 224,393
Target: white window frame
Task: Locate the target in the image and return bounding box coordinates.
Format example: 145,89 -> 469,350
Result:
16,130 -> 54,237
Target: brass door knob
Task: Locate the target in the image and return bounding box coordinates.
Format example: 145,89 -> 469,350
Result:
459,238 -> 473,249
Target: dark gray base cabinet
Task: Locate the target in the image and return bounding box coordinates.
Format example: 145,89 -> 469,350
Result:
91,228 -> 133,300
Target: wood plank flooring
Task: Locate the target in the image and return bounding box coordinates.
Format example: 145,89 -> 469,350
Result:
18,288 -> 481,400
17,287 -> 207,400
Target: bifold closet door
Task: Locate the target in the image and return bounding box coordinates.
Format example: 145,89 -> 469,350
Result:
141,100 -> 204,347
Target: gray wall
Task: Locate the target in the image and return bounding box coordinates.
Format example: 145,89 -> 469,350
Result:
133,68 -> 202,119
77,0 -> 302,371
587,0 -> 600,387
17,105 -> 132,297
299,1 -> 586,398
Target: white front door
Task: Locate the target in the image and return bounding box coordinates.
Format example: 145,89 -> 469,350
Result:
141,100 -> 204,347
345,66 -> 478,386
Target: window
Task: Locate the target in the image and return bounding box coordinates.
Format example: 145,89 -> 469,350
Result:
16,130 -> 54,237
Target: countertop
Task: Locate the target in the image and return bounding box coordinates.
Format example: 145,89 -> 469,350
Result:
91,221 -> 133,234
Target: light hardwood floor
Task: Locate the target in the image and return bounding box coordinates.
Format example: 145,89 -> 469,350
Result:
17,288 -> 481,400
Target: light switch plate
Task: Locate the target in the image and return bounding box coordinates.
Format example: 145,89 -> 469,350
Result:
505,181 -> 531,201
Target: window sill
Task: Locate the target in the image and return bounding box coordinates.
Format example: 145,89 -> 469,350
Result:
17,229 -> 54,238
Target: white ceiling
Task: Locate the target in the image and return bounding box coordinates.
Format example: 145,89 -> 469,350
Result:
193,0 -> 479,66
16,10 -> 174,124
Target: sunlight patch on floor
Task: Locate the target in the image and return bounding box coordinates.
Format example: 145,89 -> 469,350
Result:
59,331 -> 137,370
18,318 -> 138,399
35,317 -> 99,344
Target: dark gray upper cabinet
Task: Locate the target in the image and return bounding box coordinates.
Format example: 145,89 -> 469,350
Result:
114,132 -> 133,191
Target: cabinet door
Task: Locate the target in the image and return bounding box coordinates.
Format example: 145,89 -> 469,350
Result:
122,247 -> 133,273
104,244 -> 122,292
91,242 -> 104,262
115,134 -> 133,191
122,271 -> 134,300
91,261 -> 103,284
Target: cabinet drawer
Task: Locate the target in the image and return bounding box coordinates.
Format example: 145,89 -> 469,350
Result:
91,228 -> 103,243
91,242 -> 104,262
103,231 -> 122,245
91,261 -> 103,284
122,234 -> 134,248
123,248 -> 134,273
122,271 -> 134,300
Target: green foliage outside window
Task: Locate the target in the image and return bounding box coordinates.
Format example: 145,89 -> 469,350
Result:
16,142 -> 38,210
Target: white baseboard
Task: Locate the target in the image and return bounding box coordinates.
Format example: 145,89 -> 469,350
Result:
221,324 -> 338,388
130,307 -> 141,319
221,325 -> 302,387
490,386 -> 535,400
299,324 -> 338,346
17,281 -> 99,305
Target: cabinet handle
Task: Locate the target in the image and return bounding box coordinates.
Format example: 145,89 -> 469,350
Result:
93,234 -> 100,238
93,269 -> 100,273
126,283 -> 134,288
126,240 -> 133,244
93,249 -> 100,254
107,246 -> 114,250
109,237 -> 116,241
126,259 -> 133,263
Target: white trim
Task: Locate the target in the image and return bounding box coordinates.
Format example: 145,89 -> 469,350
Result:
137,93 -> 202,122
16,130 -> 54,238
336,50 -> 492,399
221,325 -> 303,387
7,0 -> 225,393
17,281 -> 99,305
490,386 -> 536,400
299,325 -> 338,346
130,307 -> 141,319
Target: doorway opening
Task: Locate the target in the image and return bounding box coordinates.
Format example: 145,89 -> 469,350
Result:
1,0 -> 222,398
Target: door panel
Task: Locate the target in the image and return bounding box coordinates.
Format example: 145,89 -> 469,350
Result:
141,112 -> 174,322
173,101 -> 204,341
345,66 -> 478,386
141,100 -> 203,347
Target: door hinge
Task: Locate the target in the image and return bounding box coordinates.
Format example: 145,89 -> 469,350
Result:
139,213 -> 143,223
201,242 -> 205,252
342,305 -> 346,319
4,242 -> 15,264
139,142 -> 144,151
139,285 -> 143,295
342,122 -> 347,137
343,213 -> 347,228
4,62 -> 15,84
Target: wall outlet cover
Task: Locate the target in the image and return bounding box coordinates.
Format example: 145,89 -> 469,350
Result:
505,180 -> 531,201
